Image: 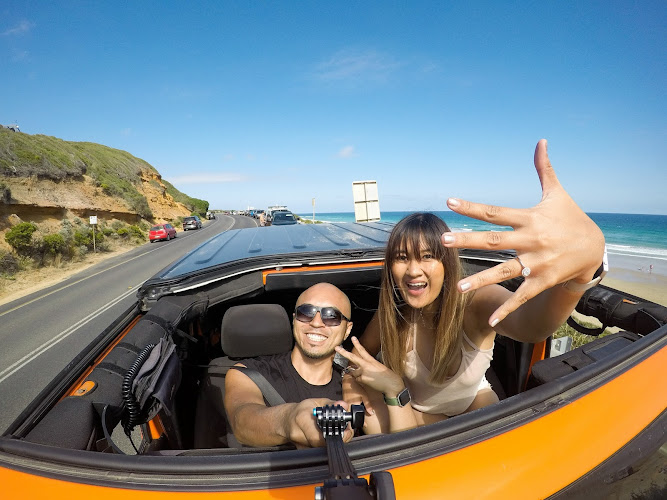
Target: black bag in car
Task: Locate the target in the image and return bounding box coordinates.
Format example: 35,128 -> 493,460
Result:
527,331 -> 640,388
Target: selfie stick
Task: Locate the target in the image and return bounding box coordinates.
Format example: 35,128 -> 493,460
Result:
313,404 -> 396,500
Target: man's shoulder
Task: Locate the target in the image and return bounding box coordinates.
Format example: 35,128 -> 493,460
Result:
239,351 -> 292,371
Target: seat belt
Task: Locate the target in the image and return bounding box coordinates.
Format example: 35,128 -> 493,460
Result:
229,366 -> 286,407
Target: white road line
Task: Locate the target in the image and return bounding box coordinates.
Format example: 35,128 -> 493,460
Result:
0,285 -> 140,384
0,247 -> 164,317
1,216 -> 237,317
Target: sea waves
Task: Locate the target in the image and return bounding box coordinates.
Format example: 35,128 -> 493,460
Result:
606,244 -> 667,262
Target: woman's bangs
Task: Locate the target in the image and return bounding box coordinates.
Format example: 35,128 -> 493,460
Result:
388,213 -> 450,262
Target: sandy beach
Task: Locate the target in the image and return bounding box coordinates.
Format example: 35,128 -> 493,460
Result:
602,252 -> 667,307
602,272 -> 667,307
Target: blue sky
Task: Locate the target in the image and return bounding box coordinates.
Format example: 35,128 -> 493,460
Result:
2,1 -> 665,215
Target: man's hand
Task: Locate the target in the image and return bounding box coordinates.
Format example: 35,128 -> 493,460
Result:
286,398 -> 354,448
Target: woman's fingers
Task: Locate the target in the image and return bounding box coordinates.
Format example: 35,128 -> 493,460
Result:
488,281 -> 543,327
349,336 -> 372,357
446,197 -> 523,227
456,258 -> 527,293
533,139 -> 560,197
442,227 -> 525,251
335,345 -> 359,365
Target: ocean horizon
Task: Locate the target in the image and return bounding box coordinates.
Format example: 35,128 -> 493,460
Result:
295,211 -> 667,272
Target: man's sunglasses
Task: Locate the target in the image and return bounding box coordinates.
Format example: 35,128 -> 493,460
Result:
294,304 -> 351,327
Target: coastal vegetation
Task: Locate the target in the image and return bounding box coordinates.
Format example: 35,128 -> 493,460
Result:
2,216 -> 149,272
553,318 -> 612,347
0,216 -> 155,299
0,128 -> 210,294
161,178 -> 209,217
0,128 -> 209,217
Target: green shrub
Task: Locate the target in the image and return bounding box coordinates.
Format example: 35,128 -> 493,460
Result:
129,196 -> 153,219
128,225 -> 145,239
15,149 -> 41,163
553,318 -> 612,349
74,229 -> 92,247
111,220 -> 125,231
72,227 -> 105,249
116,227 -> 129,238
43,233 -> 66,255
97,240 -> 111,252
5,222 -> 38,254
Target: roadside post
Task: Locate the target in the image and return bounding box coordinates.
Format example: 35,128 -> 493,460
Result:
90,215 -> 97,252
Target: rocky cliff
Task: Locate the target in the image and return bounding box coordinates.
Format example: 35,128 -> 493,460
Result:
0,128 -> 206,237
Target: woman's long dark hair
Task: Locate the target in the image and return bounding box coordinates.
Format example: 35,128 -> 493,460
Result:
379,213 -> 470,384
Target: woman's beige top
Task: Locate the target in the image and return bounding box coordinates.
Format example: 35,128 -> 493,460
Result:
403,330 -> 493,416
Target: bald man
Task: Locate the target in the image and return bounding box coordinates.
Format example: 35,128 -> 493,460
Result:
224,283 -> 354,448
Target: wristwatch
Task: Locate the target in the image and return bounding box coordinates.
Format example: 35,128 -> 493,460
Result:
384,387 -> 411,407
562,245 -> 609,293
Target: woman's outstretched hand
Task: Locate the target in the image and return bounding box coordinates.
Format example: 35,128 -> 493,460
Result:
441,139 -> 606,327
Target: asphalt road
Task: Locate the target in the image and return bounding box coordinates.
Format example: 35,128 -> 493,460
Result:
0,214 -> 258,433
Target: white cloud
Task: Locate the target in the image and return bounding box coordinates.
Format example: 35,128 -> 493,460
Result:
2,20 -> 34,36
120,128 -> 132,136
337,145 -> 356,158
312,49 -> 401,85
168,172 -> 247,185
10,49 -> 29,62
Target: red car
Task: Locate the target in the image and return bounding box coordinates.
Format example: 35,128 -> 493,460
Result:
149,223 -> 177,242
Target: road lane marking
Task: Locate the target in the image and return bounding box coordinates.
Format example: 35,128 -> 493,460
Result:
0,250 -> 162,316
0,216 -> 238,317
0,285 -> 140,384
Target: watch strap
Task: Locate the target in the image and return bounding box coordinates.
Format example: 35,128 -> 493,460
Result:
562,245 -> 609,293
384,387 -> 410,407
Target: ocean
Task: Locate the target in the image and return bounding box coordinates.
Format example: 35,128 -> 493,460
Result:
296,211 -> 667,273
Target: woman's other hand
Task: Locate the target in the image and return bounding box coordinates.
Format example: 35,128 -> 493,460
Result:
335,337 -> 405,397
442,139 -> 605,326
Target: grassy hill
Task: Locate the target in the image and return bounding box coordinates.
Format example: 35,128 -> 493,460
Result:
0,128 -> 208,218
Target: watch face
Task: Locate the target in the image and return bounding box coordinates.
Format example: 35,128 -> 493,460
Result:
398,388 -> 411,406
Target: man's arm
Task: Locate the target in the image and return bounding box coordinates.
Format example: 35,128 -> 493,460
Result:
224,365 -> 350,447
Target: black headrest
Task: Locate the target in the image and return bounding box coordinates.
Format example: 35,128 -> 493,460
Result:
221,304 -> 293,358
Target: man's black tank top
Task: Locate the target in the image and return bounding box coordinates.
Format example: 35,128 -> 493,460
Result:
241,351 -> 342,404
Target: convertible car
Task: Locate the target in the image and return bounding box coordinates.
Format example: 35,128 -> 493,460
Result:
1,221 -> 665,499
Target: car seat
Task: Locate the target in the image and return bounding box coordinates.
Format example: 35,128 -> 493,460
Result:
193,303 -> 294,448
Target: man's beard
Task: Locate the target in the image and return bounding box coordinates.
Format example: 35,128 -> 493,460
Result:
297,342 -> 336,360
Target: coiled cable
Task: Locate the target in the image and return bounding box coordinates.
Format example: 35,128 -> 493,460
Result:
121,343 -> 156,438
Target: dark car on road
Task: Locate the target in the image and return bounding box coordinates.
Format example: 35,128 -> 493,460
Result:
182,216 -> 203,231
149,224 -> 177,242
270,211 -> 297,225
1,222 -> 665,499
